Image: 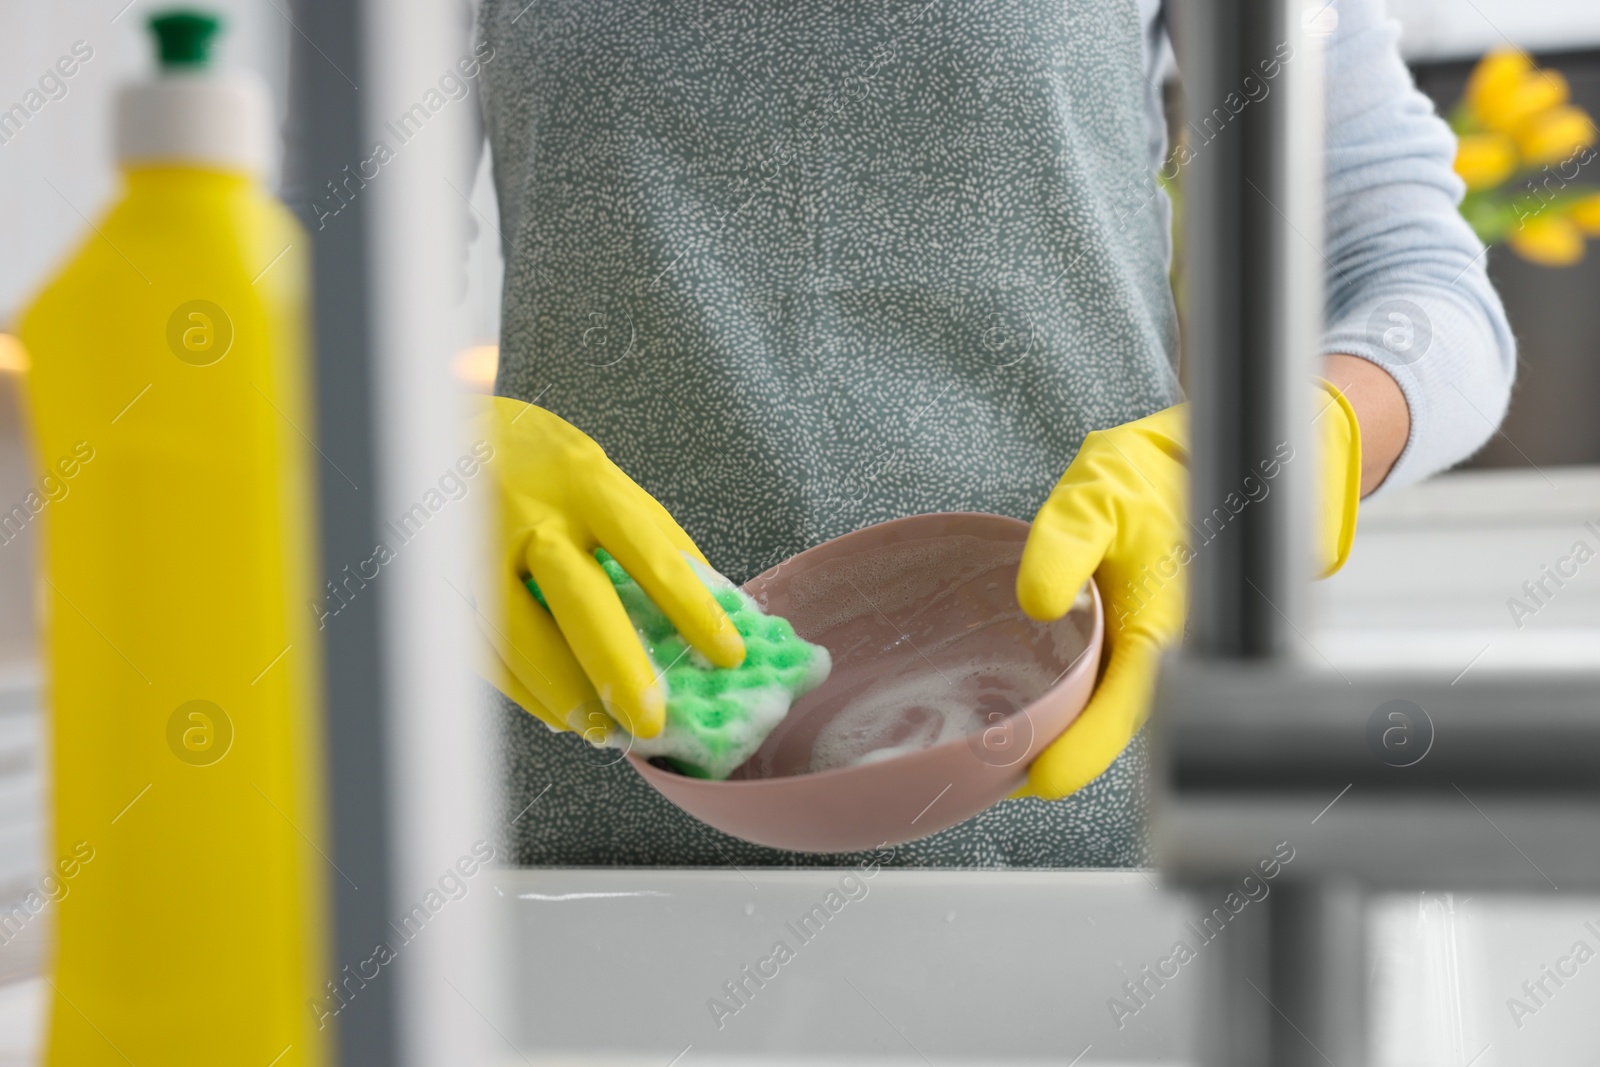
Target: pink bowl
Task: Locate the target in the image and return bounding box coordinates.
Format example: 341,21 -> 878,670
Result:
628,512 -> 1104,853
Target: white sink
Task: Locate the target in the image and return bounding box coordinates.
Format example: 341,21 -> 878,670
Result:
488,867 -> 1192,1066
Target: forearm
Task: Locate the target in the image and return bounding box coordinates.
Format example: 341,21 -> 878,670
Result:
1321,353 -> 1409,496
1317,0 -> 1516,491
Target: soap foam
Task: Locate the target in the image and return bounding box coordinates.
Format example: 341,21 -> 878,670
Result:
806,656 -> 1064,773
776,535 -> 1094,774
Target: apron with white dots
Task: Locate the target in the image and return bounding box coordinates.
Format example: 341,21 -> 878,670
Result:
479,0 -> 1180,867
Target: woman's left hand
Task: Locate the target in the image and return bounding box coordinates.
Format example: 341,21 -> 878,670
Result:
1014,383 -> 1361,800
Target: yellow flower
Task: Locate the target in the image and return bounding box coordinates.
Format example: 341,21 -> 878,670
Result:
1571,193 -> 1600,236
1509,214 -> 1586,266
1476,68 -> 1570,134
1454,132 -> 1517,190
1466,49 -> 1533,119
1516,105 -> 1597,167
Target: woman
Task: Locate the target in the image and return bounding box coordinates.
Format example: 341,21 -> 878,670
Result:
470,0 -> 1514,867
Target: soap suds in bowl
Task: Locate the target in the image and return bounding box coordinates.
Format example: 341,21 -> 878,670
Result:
734,534 -> 1094,779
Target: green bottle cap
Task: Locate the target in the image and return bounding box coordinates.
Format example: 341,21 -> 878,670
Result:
149,10 -> 223,70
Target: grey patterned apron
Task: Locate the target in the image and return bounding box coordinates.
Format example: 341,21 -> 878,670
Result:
479,0 -> 1181,867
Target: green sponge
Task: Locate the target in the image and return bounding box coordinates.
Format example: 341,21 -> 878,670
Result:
527,550 -> 831,779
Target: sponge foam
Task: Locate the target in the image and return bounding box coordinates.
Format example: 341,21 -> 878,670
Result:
527,551 -> 831,780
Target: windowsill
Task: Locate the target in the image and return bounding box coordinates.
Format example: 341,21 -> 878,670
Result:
1317,465 -> 1600,672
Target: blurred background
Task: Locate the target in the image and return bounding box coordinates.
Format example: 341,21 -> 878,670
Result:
0,1 -> 1597,1064
1397,2 -> 1600,469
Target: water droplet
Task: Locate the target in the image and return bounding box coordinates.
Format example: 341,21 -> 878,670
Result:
744,902 -> 756,916
945,911 -> 956,923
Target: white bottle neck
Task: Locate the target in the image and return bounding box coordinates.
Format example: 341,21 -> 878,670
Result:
116,72 -> 271,179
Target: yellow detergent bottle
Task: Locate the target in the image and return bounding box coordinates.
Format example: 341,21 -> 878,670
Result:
19,11 -> 328,1065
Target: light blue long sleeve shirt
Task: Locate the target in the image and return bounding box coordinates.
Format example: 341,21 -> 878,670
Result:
1139,0 -> 1516,490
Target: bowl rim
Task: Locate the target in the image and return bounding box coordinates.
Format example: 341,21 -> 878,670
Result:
627,511 -> 1105,789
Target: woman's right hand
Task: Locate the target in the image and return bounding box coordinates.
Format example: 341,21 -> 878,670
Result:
471,396 -> 745,740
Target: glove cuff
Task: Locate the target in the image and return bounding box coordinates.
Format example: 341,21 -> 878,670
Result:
1313,378 -> 1362,577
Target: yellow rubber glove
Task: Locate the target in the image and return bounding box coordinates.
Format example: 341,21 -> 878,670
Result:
1013,380 -> 1361,799
471,396 -> 745,740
